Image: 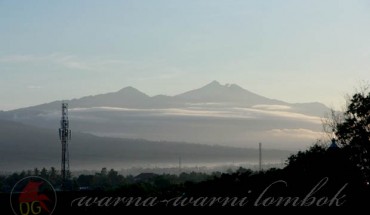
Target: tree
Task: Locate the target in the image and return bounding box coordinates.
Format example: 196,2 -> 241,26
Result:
0,177 -> 3,191
40,168 -> 48,179
107,169 -> 122,187
285,143 -> 328,178
336,89 -> 370,181
34,168 -> 40,176
100,167 -> 108,176
49,167 -> 58,182
322,109 -> 344,140
77,175 -> 94,187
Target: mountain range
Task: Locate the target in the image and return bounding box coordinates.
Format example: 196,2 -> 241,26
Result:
0,119 -> 291,172
2,81 -> 327,115
0,81 -> 329,171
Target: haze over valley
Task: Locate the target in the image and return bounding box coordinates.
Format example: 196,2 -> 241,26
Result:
0,81 -> 329,171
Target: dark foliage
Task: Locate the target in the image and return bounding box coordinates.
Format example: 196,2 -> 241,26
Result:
336,91 -> 370,181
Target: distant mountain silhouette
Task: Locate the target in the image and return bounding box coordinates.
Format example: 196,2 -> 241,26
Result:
176,80 -> 283,105
0,81 -> 329,150
2,81 -> 328,114
70,86 -> 152,108
0,120 -> 290,171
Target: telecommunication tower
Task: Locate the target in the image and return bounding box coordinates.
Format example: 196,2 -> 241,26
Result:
59,102 -> 71,189
259,142 -> 262,172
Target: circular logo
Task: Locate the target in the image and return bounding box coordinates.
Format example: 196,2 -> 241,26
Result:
10,176 -> 57,215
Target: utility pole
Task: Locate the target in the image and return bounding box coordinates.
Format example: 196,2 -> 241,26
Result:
179,155 -> 182,174
259,142 -> 262,172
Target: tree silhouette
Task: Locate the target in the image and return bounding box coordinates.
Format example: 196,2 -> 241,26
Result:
40,167 -> 48,178
336,90 -> 370,182
49,167 -> 58,184
33,168 -> 40,176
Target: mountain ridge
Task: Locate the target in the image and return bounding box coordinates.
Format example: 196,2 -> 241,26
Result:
2,81 -> 328,112
175,80 -> 286,105
0,81 -> 329,150
0,119 -> 291,171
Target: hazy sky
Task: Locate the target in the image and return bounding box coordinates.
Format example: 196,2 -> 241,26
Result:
0,0 -> 369,110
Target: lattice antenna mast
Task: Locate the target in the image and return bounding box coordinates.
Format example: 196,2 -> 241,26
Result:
259,142 -> 262,172
59,102 -> 71,189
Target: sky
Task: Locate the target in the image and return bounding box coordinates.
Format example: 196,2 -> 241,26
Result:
0,0 -> 369,111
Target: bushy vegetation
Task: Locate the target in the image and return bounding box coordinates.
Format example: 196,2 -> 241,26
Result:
0,167 -> 216,192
